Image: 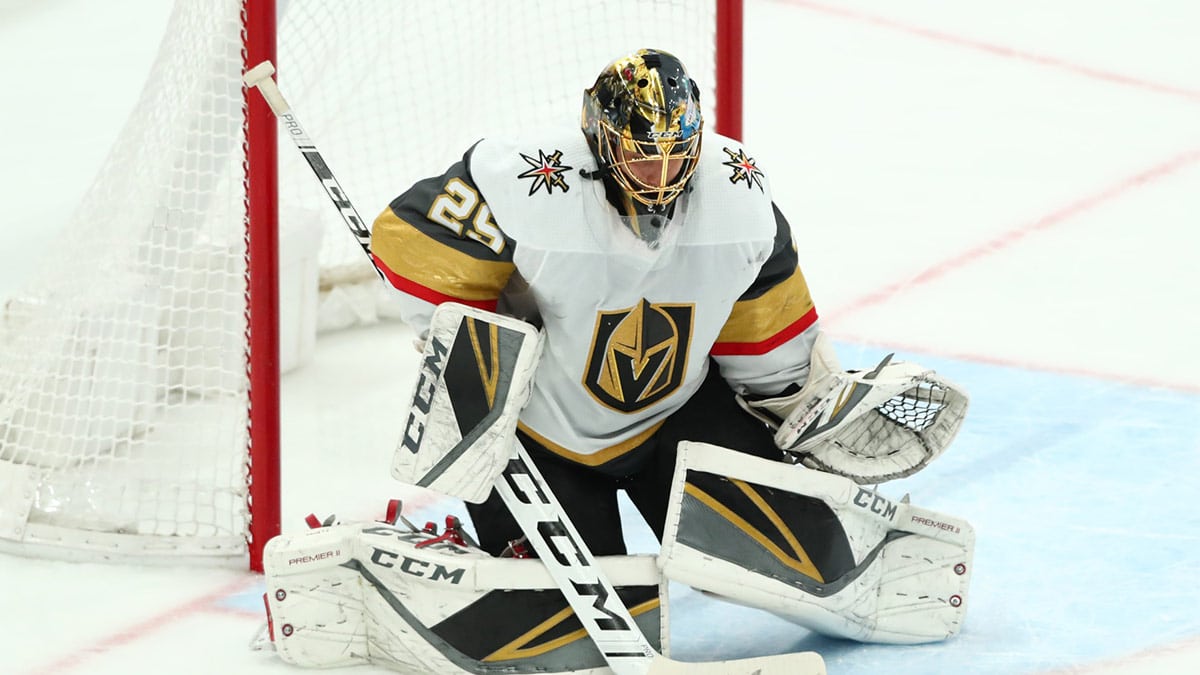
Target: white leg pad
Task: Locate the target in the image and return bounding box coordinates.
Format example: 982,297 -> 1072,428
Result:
658,442 -> 974,645
263,522 -> 664,673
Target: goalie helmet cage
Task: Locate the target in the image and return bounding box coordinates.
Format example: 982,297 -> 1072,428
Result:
0,0 -> 743,572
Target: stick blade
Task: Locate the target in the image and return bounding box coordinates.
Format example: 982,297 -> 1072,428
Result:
649,651 -> 826,675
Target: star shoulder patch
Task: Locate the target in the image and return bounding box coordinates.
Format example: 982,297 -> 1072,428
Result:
517,149 -> 573,196
721,147 -> 765,192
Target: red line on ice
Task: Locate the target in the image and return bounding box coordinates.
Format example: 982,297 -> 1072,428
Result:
782,0 -> 1200,103
29,488 -> 455,673
823,147 -> 1200,326
28,578 -> 252,675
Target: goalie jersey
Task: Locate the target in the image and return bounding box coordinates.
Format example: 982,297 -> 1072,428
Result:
372,127 -> 820,471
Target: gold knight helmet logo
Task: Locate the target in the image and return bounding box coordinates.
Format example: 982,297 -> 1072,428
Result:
583,299 -> 693,413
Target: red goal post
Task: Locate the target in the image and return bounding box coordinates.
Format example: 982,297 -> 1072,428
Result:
0,0 -> 743,572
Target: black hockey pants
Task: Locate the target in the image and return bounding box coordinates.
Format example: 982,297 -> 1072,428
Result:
465,360 -> 783,556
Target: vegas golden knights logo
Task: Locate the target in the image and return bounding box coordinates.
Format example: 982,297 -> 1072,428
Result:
583,300 -> 693,413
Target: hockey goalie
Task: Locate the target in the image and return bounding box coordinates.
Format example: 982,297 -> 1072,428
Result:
255,47 -> 974,674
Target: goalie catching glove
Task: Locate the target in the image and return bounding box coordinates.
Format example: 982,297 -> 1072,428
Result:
740,333 -> 969,484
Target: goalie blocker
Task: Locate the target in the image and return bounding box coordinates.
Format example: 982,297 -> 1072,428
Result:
659,442 -> 974,644
390,303 -> 542,504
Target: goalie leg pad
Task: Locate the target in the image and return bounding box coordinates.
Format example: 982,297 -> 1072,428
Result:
658,442 -> 974,645
263,521 -> 664,673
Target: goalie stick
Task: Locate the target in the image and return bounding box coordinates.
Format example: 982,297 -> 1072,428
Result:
497,438 -> 823,674
243,62 -> 382,282
243,60 -> 824,675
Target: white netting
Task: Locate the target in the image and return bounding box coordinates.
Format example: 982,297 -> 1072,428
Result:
280,1 -> 723,327
0,0 -> 722,563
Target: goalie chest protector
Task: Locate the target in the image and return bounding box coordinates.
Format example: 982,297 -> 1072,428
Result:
467,127 -> 779,461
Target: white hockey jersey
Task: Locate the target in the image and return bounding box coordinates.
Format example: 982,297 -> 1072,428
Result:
372,127 -> 820,470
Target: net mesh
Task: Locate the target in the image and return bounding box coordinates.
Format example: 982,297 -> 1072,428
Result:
279,0 -> 722,291
0,0 -> 721,561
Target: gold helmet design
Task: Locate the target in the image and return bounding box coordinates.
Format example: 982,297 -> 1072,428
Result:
582,49 -> 703,212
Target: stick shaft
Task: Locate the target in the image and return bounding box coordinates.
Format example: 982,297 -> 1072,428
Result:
495,441 -> 655,674
242,57 -> 655,674
243,60 -> 380,278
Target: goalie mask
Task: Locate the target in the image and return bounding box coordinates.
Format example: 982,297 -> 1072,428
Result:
582,49 -> 703,237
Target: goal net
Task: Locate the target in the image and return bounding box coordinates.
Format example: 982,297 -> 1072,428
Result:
0,0 -> 739,568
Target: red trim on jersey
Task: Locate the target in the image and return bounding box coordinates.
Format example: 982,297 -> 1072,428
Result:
710,306 -> 819,356
373,253 -> 499,311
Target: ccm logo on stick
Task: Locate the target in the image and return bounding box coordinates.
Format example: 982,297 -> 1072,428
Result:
504,456 -> 632,633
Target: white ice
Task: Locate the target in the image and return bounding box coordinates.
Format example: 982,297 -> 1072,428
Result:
1,0 -> 1197,673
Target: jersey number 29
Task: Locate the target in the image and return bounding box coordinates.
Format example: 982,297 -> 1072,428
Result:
427,178 -> 506,255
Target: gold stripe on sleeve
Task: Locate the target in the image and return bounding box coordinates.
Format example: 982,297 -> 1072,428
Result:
716,266 -> 815,345
371,208 -> 514,301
